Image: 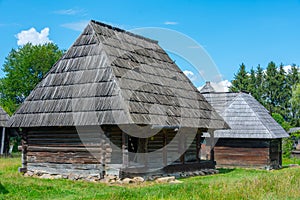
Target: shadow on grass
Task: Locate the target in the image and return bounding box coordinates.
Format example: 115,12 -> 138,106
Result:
217,168 -> 236,174
0,183 -> 9,194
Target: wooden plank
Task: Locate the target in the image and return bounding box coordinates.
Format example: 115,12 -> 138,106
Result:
0,128 -> 5,155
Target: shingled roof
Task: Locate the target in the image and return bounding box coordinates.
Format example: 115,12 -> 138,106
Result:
8,20 -> 228,130
201,84 -> 288,138
0,107 -> 9,127
200,81 -> 215,93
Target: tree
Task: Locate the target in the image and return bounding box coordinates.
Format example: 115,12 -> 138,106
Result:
255,65 -> 265,105
229,63 -> 249,92
290,83 -> 300,126
275,64 -> 289,117
0,43 -> 64,115
247,67 -> 257,98
263,61 -> 279,114
287,64 -> 299,86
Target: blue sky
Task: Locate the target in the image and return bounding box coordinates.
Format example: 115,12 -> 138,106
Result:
1,0 -> 300,90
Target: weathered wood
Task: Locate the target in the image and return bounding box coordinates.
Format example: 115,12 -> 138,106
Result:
0,127 -> 5,155
122,131 -> 128,168
21,130 -> 28,171
163,130 -> 167,166
214,138 -> 282,168
27,163 -> 103,176
209,131 -> 214,162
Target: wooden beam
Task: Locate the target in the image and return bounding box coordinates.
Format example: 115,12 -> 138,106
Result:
163,130 -> 167,166
21,130 -> 28,172
122,132 -> 128,168
0,127 -> 5,155
196,132 -> 201,162
179,133 -> 185,164
209,130 -> 215,162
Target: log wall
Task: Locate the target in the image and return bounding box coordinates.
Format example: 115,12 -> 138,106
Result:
24,126 -> 210,176
214,138 -> 282,168
24,126 -> 110,176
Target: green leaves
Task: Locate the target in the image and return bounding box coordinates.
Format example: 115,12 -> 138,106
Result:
0,43 -> 64,115
290,83 -> 300,126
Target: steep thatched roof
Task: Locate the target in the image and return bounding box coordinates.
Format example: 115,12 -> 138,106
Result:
0,106 -> 9,127
201,86 -> 289,138
8,20 -> 228,130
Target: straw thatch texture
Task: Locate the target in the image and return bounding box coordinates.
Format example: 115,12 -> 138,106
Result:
202,90 -> 289,139
8,20 -> 227,129
0,107 -> 9,127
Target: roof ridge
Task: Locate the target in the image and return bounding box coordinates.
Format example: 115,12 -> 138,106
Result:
90,20 -> 158,44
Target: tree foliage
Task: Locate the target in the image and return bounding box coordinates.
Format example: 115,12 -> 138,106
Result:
230,62 -> 300,126
230,63 -> 249,92
290,83 -> 300,126
0,43 -> 64,115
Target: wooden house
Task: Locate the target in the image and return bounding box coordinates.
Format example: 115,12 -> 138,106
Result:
200,82 -> 289,169
0,106 -> 9,156
8,20 -> 228,177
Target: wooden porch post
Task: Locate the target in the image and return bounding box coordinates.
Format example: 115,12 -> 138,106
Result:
180,133 -> 185,164
0,127 -> 5,155
19,129 -> 28,173
196,132 -> 201,162
163,130 -> 167,166
209,130 -> 215,162
122,132 -> 128,168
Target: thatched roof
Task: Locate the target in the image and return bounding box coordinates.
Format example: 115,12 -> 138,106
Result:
8,20 -> 228,130
0,106 -> 9,127
201,83 -> 288,138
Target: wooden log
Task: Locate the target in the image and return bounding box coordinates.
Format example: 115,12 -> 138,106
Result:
0,127 -> 5,155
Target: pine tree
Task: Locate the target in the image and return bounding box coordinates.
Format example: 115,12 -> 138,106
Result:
248,68 -> 257,97
275,64 -> 289,117
229,63 -> 249,92
263,61 -> 279,114
255,65 -> 265,105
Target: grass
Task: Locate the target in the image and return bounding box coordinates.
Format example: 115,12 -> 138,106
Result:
1,157 -> 300,200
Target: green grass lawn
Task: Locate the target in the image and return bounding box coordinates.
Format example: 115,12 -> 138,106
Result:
1,157 -> 300,200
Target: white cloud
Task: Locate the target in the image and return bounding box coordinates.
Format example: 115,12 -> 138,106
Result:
53,8 -> 85,15
262,65 -> 299,74
183,70 -> 197,81
283,65 -> 292,73
198,80 -> 232,92
61,20 -> 89,31
164,21 -> 178,25
16,27 -> 51,46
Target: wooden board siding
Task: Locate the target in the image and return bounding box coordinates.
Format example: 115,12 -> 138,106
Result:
25,126 -> 107,165
24,125 -> 212,176
214,138 -> 271,168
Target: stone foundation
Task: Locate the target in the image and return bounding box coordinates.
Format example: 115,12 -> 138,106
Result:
23,168 -> 219,184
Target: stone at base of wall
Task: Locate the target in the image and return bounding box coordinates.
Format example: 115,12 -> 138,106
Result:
23,168 -> 219,184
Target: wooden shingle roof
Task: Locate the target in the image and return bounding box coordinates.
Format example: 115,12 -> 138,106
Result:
8,20 -> 228,130
200,81 -> 215,93
202,90 -> 289,139
0,106 -> 9,127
